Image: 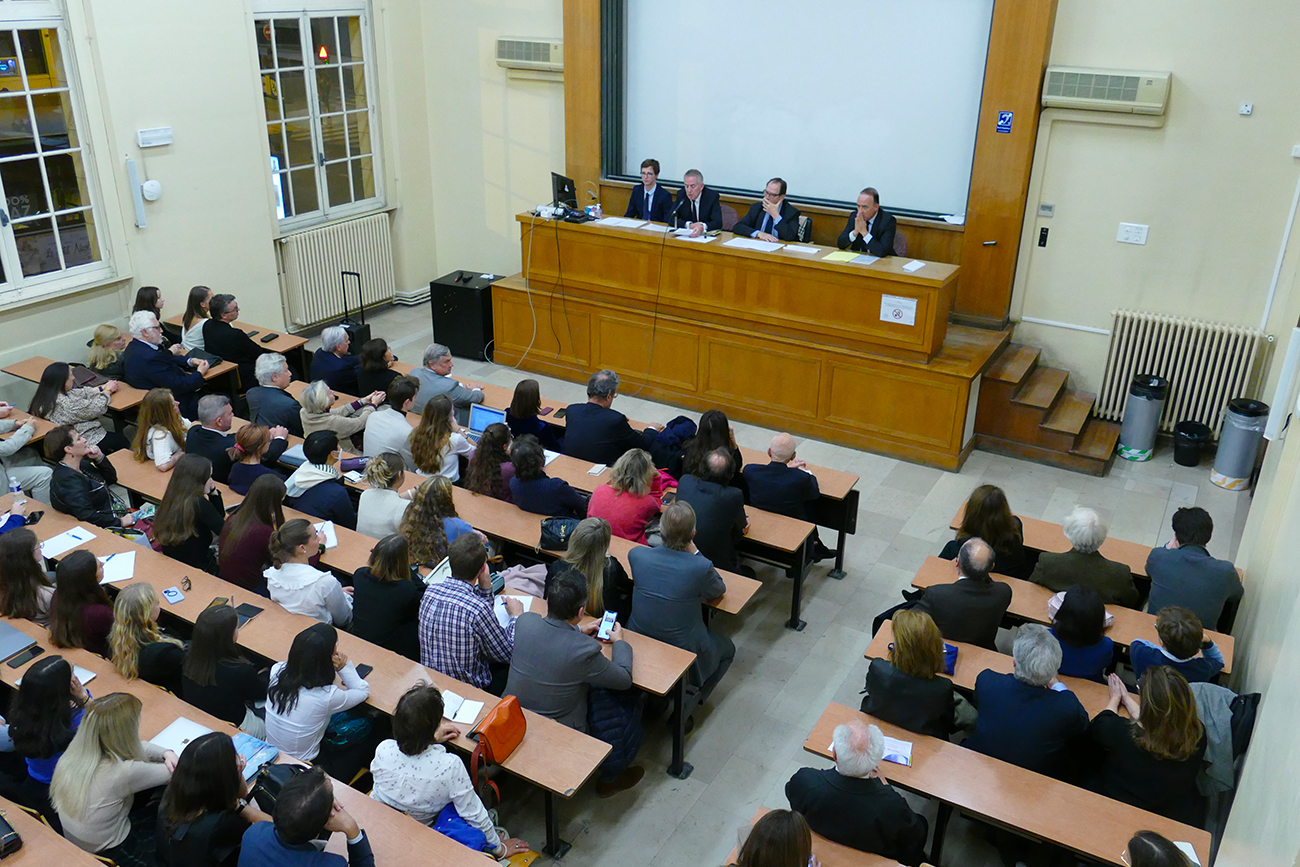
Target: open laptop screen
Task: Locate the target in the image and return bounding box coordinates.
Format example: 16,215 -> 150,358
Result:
468,404 -> 506,434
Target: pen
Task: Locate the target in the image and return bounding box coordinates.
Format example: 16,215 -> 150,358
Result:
105,553 -> 116,563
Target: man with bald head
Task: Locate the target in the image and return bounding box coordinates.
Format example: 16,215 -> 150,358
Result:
916,537 -> 1012,649
676,447 -> 749,574
785,719 -> 929,864
743,433 -> 833,561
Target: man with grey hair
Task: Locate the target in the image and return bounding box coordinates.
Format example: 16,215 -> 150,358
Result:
187,393 -> 287,483
916,537 -> 1012,649
310,325 -> 360,395
743,432 -> 834,561
669,168 -> 722,237
123,309 -> 209,416
409,342 -> 483,413
964,624 -> 1087,778
560,369 -> 663,465
1029,505 -> 1139,607
247,352 -> 303,436
785,719 -> 929,864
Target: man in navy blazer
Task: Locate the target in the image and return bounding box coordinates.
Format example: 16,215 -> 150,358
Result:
187,394 -> 288,484
247,352 -> 304,436
837,187 -> 897,257
670,168 -> 723,236
238,766 -> 375,867
310,325 -> 361,395
916,538 -> 1012,649
624,158 -> 674,223
743,432 -> 834,561
677,449 -> 748,574
733,177 -> 801,242
123,310 -> 208,416
561,369 -> 662,466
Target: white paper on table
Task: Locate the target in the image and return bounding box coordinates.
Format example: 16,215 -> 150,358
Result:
781,244 -> 819,254
723,237 -> 784,253
149,717 -> 214,755
860,255 -> 880,265
0,512 -> 9,525
1173,842 -> 1201,865
494,594 -> 533,628
674,234 -> 716,243
882,736 -> 913,766
587,463 -> 607,475
40,526 -> 97,559
594,216 -> 646,229
442,690 -> 486,725
19,664 -> 94,687
313,521 -> 339,549
902,259 -> 926,272
543,449 -> 560,466
97,551 -> 136,584
342,470 -> 364,483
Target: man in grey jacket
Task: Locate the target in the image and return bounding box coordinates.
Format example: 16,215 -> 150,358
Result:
0,403 -> 52,503
409,343 -> 483,413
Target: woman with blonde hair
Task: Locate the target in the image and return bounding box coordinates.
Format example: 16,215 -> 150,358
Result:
861,609 -> 956,738
409,393 -> 474,481
588,448 -> 662,544
49,692 -> 178,863
544,517 -> 633,624
131,387 -> 190,471
357,452 -> 412,538
264,518 -> 353,626
225,423 -> 286,495
88,324 -> 129,379
109,583 -> 185,694
940,484 -> 1031,579
298,379 -> 383,451
399,475 -> 475,565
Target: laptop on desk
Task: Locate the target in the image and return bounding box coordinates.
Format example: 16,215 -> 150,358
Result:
465,404 -> 506,444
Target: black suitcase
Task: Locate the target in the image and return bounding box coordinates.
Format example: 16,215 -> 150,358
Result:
339,270 -> 370,356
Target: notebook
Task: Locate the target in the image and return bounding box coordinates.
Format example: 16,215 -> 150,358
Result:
465,404 -> 506,443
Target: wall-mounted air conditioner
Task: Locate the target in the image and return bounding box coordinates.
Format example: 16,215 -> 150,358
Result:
1042,67 -> 1170,115
496,38 -> 563,82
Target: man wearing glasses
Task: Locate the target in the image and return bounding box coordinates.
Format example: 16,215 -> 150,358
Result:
123,309 -> 209,416
732,177 -> 801,243
669,168 -> 722,237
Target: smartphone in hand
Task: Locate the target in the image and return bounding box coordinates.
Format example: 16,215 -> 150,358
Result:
596,610 -> 617,642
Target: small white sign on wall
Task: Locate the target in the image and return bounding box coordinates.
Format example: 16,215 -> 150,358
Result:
880,295 -> 918,326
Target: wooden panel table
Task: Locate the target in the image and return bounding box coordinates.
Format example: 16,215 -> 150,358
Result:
909,556 -> 1234,672
730,807 -> 905,867
0,408 -> 54,445
4,355 -> 239,417
164,314 -> 308,359
0,794 -> 101,866
805,703 -> 1210,867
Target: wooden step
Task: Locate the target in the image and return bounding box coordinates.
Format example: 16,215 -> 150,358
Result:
986,343 -> 1040,385
1072,418 -> 1122,460
1042,389 -> 1096,436
1012,366 -> 1068,410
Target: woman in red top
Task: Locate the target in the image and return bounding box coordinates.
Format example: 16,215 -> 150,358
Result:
218,474 -> 288,595
587,448 -> 663,544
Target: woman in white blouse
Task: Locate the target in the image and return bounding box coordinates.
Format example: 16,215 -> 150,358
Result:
408,394 -> 474,482
264,518 -> 353,627
370,684 -> 530,859
356,452 -> 412,538
180,285 -> 212,351
130,388 -> 191,471
265,623 -> 370,764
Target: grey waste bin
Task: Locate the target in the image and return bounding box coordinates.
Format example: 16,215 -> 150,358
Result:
1117,375 -> 1169,462
1211,398 -> 1269,490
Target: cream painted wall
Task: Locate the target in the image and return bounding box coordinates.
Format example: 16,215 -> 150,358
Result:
1013,1 -> 1300,395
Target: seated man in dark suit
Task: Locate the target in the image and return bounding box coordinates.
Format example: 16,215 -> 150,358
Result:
676,448 -> 748,575
561,369 -> 663,466
310,325 -> 361,395
836,187 -> 897,257
963,624 -> 1089,779
238,765 -> 374,867
670,168 -> 723,237
785,719 -> 929,865
732,177 -> 800,243
202,293 -> 264,389
743,432 -> 833,561
624,158 -> 674,222
1145,507 -> 1243,631
123,310 -> 208,416
284,430 -> 357,529
186,394 -> 288,484
916,538 -> 1011,649
1029,505 -> 1140,607
246,352 -> 303,436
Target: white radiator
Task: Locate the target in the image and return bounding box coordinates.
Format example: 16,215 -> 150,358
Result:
1096,309 -> 1266,436
278,213 -> 396,328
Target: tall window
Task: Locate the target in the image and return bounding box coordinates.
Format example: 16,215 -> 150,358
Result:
254,11 -> 380,227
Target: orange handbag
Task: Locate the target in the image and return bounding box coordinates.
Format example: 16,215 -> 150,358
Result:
469,696 -> 527,805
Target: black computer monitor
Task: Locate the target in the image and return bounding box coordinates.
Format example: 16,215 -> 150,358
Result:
551,172 -> 578,209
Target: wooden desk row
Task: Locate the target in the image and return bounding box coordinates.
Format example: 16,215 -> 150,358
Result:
733,808 -> 907,867
162,314 -> 309,369
4,355 -> 239,416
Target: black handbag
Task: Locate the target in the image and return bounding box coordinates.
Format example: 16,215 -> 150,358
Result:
250,762 -> 307,813
0,811 -> 22,859
539,516 -> 581,550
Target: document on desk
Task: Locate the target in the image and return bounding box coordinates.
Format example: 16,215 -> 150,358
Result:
822,250 -> 861,263
442,690 -> 486,725
543,449 -> 561,466
495,594 -> 533,628
782,244 -> 819,255
40,526 -> 97,559
593,217 -> 646,229
882,736 -> 913,767
97,551 -> 136,584
313,521 -> 339,549
902,260 -> 926,272
724,237 -> 784,253
674,234 -> 715,243
1173,842 -> 1200,865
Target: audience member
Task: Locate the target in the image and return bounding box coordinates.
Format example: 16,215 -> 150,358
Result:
733,177 -> 801,242
743,432 -> 835,561
400,475 -> 476,566
109,583 -> 185,695
219,475 -> 295,594
7,655 -> 88,824
509,435 -> 588,518
916,538 -> 1011,649
48,550 -> 114,656
362,375 -> 419,470
310,326 -> 361,395
1145,507 -> 1243,630
131,286 -> 178,347
0,405 -> 51,503
1125,831 -> 1195,867
45,425 -> 132,529
299,379 -> 382,451
189,393 -> 286,484
670,409 -> 747,499
1130,606 -> 1225,683
154,454 -> 225,573
628,502 -> 733,708
410,343 -> 483,411
418,534 -> 519,694
0,528 -> 54,625
727,808 -> 814,867
463,422 -> 515,502
356,451 -> 412,537
88,324 -> 129,380
963,625 -> 1088,778
409,394 -> 474,480
156,731 -> 271,867
27,360 -> 127,453
785,720 -> 928,865
238,766 -> 373,867
861,609 -> 956,738
1088,667 -> 1207,824
356,338 -> 401,395
203,294 -> 265,385
505,568 -> 642,797
284,430 -> 357,529
369,684 -> 530,859
123,310 -> 208,415
131,387 -> 189,471
561,369 -> 662,465
179,285 -> 212,351
351,534 -> 423,661
264,624 -> 371,767
506,378 -> 562,451
1029,506 -> 1139,607
181,605 -> 270,730
265,518 -> 353,626
676,448 -> 748,573
546,517 -> 634,625
225,423 -> 289,495
246,353 -> 303,436
1051,585 -> 1115,682
940,484 -> 1033,580
587,447 -> 661,544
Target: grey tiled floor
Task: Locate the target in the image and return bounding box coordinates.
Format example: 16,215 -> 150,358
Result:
320,307 -> 1253,866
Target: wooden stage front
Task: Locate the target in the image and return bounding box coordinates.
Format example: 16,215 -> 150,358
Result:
491,215 -> 1009,470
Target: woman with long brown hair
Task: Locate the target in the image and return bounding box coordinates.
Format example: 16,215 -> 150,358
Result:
463,422 -> 514,502
940,484 -> 1031,579
861,609 -> 956,738
131,387 -> 190,471
225,423 -> 286,495
27,360 -> 126,453
153,454 -> 224,573
399,476 -> 476,565
506,378 -> 562,451
218,474 -> 294,595
409,393 -> 473,481
728,809 -> 817,867
350,534 -> 423,660
49,550 -> 114,657
0,527 -> 55,625
180,285 -> 212,351
544,517 -> 633,625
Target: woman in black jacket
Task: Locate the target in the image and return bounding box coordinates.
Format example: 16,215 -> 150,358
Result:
154,454 -> 224,573
861,609 -> 956,738
43,425 -> 135,529
350,535 -> 423,661
181,605 -> 270,731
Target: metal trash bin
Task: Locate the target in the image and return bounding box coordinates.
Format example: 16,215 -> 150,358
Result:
1172,421 -> 1213,467
1211,399 -> 1269,490
1117,375 -> 1169,462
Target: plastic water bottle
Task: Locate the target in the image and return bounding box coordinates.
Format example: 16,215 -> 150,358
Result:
8,476 -> 25,507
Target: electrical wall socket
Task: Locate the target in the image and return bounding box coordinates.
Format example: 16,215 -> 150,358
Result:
1118,222 -> 1149,245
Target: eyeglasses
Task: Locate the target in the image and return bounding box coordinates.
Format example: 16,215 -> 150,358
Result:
181,576 -> 192,592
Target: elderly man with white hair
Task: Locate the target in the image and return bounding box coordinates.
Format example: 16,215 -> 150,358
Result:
409,342 -> 483,413
122,309 -> 209,415
742,432 -> 834,562
785,718 -> 929,865
963,624 -> 1088,779
309,325 -> 361,395
1029,505 -> 1140,607
246,352 -> 304,436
